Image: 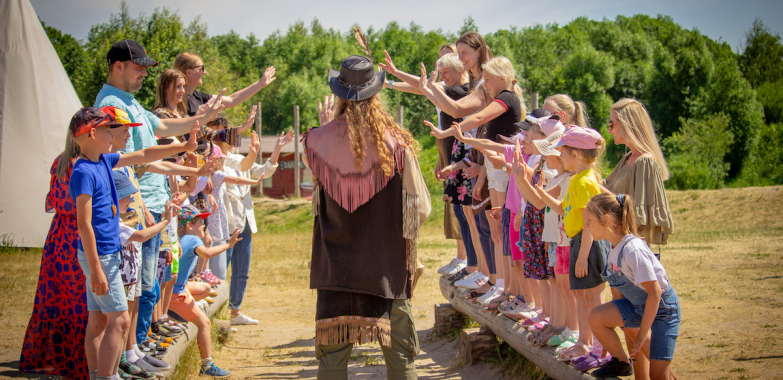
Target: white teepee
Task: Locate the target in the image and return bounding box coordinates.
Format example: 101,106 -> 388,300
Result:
0,0 -> 82,247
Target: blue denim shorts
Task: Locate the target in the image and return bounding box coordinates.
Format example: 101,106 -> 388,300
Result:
547,242 -> 557,268
77,250 -> 128,313
612,293 -> 681,361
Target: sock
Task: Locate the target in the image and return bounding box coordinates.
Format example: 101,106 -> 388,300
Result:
96,376 -> 112,380
202,357 -> 213,369
495,279 -> 505,289
126,349 -> 139,363
133,344 -> 146,359
112,375 -> 120,380
90,370 -> 98,380
456,259 -> 466,264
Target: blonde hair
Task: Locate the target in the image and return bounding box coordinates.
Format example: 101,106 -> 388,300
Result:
544,94 -> 590,128
173,52 -> 201,75
334,94 -> 417,175
561,137 -> 606,182
154,69 -> 188,118
482,56 -> 526,119
56,130 -> 80,181
610,98 -> 670,180
586,192 -> 638,236
439,43 -> 457,54
456,31 -> 493,91
437,53 -> 464,73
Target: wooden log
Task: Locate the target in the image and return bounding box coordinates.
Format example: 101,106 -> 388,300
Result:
459,327 -> 498,365
434,303 -> 464,337
160,282 -> 229,378
439,276 -> 605,380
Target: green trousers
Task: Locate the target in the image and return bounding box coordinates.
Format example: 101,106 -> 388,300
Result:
315,299 -> 420,380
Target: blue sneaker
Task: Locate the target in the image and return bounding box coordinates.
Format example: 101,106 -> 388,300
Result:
200,363 -> 231,378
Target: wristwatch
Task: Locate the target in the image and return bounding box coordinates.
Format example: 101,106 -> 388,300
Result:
501,163 -> 511,172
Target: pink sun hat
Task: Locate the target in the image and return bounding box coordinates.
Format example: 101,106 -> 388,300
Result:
551,126 -> 602,150
210,144 -> 227,159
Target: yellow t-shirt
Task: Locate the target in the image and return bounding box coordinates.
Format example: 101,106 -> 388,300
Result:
563,169 -> 601,238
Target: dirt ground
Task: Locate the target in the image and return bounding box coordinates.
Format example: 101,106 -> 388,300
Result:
2,186 -> 783,379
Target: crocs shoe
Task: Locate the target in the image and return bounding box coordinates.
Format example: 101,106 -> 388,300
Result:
575,352 -> 612,371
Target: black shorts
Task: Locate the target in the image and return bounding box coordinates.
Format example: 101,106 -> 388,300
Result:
568,231 -> 610,290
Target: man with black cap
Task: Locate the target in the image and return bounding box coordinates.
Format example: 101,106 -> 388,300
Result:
94,39 -> 224,373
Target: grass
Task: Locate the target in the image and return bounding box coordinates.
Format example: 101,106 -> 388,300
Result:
1,185 -> 782,379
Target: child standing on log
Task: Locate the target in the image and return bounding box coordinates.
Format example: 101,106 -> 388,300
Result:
585,193 -> 681,379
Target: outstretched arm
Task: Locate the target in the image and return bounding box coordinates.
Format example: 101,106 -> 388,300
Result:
116,122 -> 199,168
419,62 -> 483,118
221,67 -> 276,108
194,228 -> 243,259
156,89 -> 226,137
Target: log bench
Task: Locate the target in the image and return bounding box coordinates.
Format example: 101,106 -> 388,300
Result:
438,276 -> 623,380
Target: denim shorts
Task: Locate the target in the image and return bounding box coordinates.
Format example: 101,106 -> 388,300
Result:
547,242 -> 557,268
612,292 -> 681,361
77,250 -> 128,313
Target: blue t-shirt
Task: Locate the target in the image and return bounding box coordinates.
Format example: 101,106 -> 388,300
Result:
173,234 -> 205,294
94,84 -> 169,213
69,153 -> 121,255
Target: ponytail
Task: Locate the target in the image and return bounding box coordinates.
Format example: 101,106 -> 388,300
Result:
56,131 -> 79,182
544,94 -> 590,128
572,101 -> 590,129
586,192 -> 637,236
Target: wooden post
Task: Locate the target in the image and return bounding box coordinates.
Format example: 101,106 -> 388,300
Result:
397,105 -> 403,127
459,327 -> 497,365
294,105 -> 301,198
531,92 -> 539,110
254,102 -> 263,196
434,303 -> 464,337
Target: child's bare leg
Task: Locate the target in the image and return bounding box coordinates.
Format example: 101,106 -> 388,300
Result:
190,282 -> 211,301
125,299 -> 138,351
457,239 -> 467,261
486,209 -> 500,285
623,328 -> 651,379
556,273 -> 578,331
649,360 -> 674,380
193,313 -> 212,359
549,277 -> 565,327
512,260 -> 530,301
506,258 -> 516,294
98,310 -> 130,377
197,256 -> 208,275
162,273 -> 176,315
587,302 -> 626,362
538,279 -> 552,316
580,284 -> 606,346
85,310 -> 107,372
575,290 -> 591,346
526,277 -> 541,308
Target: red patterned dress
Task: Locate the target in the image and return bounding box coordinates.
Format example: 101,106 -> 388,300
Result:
19,156 -> 89,379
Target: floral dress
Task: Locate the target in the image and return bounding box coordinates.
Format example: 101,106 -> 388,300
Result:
442,139 -> 473,205
19,156 -> 89,379
207,170 -> 229,241
522,169 -> 554,280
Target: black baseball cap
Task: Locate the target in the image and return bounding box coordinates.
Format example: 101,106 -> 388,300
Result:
106,39 -> 158,68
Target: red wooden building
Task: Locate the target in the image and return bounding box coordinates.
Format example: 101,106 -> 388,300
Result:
238,136 -> 312,199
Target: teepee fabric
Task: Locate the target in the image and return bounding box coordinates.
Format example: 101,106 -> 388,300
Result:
0,0 -> 82,247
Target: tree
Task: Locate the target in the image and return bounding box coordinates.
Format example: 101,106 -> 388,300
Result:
664,113 -> 734,190
740,19 -> 783,88
41,20 -> 86,91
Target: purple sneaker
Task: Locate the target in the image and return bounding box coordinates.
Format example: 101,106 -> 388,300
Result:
570,352 -> 592,366
574,352 -> 612,371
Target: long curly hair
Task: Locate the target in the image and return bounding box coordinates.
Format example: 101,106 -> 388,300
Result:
334,94 -> 417,176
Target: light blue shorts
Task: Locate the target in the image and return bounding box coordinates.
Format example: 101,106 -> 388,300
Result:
77,250 -> 128,313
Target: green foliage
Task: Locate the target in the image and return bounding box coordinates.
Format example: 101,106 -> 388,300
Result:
664,114 -> 734,189
756,80 -> 783,124
737,123 -> 783,186
740,19 -> 783,88
416,135 -> 444,225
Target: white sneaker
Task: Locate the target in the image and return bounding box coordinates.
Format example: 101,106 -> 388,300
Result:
230,312 -> 259,325
518,306 -> 539,320
443,260 -> 467,276
454,271 -> 488,289
134,357 -> 164,378
197,299 -> 208,311
478,286 -> 504,305
437,259 -> 457,274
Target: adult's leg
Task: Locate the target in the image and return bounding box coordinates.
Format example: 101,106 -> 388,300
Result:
315,342 -> 353,380
137,211 -> 163,343
229,219 -> 254,316
380,299 -> 419,380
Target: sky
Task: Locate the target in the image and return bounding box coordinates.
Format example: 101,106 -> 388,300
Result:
30,0 -> 783,51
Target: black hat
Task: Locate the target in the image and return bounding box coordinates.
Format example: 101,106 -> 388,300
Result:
107,39 -> 158,68
328,55 -> 385,102
514,108 -> 554,131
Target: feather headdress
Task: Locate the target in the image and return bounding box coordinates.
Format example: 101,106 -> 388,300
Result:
353,26 -> 373,61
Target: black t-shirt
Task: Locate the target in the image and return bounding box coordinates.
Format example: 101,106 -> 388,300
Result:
439,84 -> 470,129
485,90 -> 522,143
187,90 -> 213,117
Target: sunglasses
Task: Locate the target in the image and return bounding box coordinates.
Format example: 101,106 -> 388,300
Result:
191,64 -> 206,72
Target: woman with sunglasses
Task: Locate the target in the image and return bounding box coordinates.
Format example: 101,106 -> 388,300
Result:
173,52 -> 276,116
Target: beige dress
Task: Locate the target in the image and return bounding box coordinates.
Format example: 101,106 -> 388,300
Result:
604,153 -> 674,245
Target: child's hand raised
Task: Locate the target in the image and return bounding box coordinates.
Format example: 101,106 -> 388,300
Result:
255,175 -> 265,185
204,89 -> 226,121
276,130 -> 295,149
228,228 -> 244,247
185,121 -> 200,151
425,120 -> 449,139
238,105 -> 257,134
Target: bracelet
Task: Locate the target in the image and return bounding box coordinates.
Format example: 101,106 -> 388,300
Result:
389,80 -> 394,89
